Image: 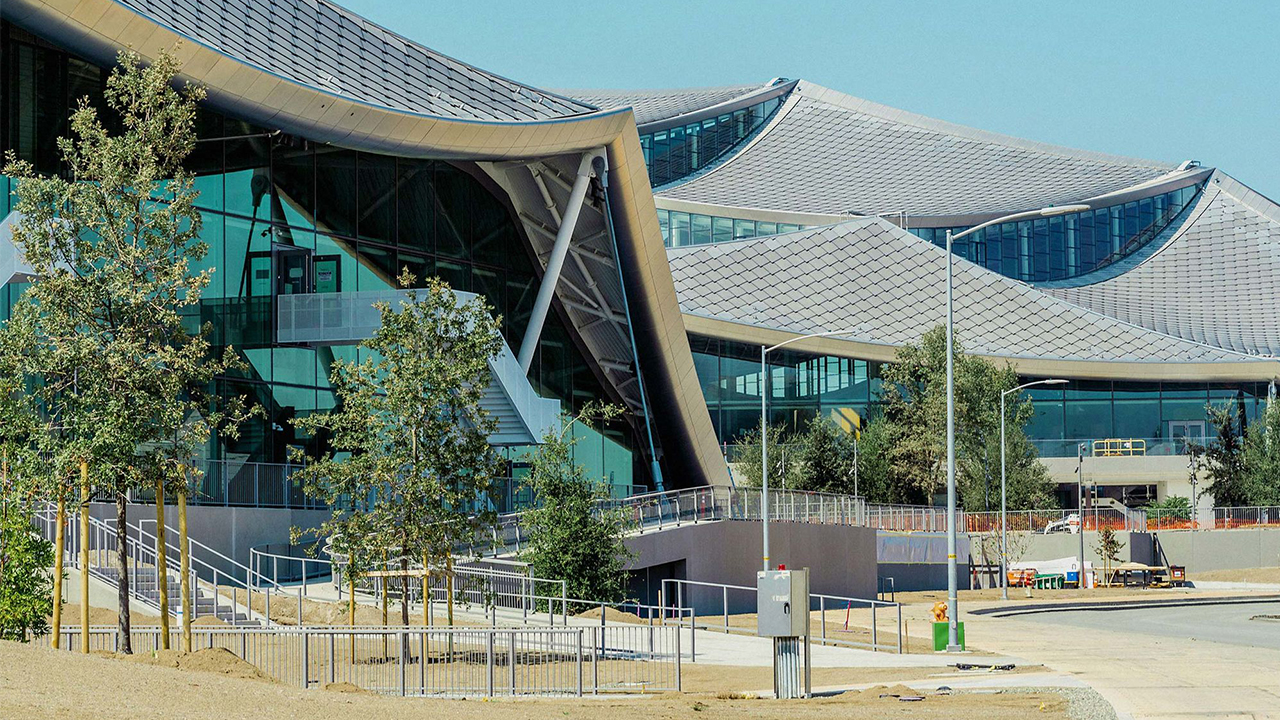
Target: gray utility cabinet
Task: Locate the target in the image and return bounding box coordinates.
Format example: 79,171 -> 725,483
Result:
756,568 -> 810,637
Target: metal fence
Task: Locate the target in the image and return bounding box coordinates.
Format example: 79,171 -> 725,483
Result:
863,503 -> 958,533
1213,506 -> 1280,530
965,507 -> 1145,534
660,578 -> 902,654
51,625 -> 681,696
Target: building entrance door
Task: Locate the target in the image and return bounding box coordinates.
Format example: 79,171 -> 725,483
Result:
1169,420 -> 1205,453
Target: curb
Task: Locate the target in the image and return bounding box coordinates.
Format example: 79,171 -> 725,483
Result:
969,593 -> 1280,618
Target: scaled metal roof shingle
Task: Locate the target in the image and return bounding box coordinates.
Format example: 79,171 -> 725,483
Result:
668,218 -> 1255,364
117,0 -> 595,121
558,84 -> 770,126
659,81 -> 1176,218
1040,172 -> 1280,357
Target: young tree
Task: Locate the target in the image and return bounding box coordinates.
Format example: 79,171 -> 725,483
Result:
732,421 -> 801,489
1200,403 -> 1249,507
0,503 -> 54,642
1242,402 -> 1280,506
792,417 -> 858,493
295,272 -> 506,629
521,405 -> 634,611
3,48 -> 225,653
1094,527 -> 1126,587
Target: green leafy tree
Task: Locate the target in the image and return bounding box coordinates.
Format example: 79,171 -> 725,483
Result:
792,417 -> 858,493
870,326 -> 1056,509
1200,403 -> 1249,506
3,48 -> 238,653
732,421 -> 801,489
521,405 -> 634,611
0,504 -> 54,642
294,272 -> 506,627
1242,402 -> 1280,506
1093,526 -> 1126,586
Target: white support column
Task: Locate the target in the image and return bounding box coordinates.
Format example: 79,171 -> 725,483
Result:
518,149 -> 604,373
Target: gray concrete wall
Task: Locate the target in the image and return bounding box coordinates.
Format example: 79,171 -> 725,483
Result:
89,502 -> 329,581
992,531 -> 1155,566
1151,530 -> 1280,573
623,519 -> 877,613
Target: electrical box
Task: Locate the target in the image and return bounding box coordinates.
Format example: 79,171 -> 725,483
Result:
756,568 -> 810,637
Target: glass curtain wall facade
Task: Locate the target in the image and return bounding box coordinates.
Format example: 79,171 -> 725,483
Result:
0,21 -> 640,493
908,183 -> 1203,282
689,335 -> 884,447
640,94 -> 784,187
657,208 -> 804,247
690,334 -> 1268,458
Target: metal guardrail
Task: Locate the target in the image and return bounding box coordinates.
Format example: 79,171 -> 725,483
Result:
659,578 -> 903,654
863,503 -> 959,533
965,507 -> 1146,534
49,624 -> 682,696
1213,506 -> 1280,530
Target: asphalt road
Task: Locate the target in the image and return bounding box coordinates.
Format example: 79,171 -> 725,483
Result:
1017,601 -> 1280,650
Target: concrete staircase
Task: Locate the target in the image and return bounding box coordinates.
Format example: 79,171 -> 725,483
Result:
91,565 -> 259,626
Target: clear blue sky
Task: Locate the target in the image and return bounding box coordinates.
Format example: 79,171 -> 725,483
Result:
344,0 -> 1280,199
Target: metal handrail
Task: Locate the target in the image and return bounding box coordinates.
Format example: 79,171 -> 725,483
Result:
659,577 -> 903,654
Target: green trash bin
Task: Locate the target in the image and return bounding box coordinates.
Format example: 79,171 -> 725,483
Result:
932,621 -> 965,651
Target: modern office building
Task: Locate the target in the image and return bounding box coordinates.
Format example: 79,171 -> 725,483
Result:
2,0 -> 1278,514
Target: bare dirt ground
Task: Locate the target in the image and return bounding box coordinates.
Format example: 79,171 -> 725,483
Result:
1192,566 -> 1280,584
0,639 -> 1070,720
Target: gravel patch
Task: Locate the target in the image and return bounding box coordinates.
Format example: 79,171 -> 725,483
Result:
961,686 -> 1116,720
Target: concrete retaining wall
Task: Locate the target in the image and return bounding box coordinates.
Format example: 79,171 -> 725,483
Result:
88,502 -> 330,580
623,519 -> 877,613
1151,530 -> 1280,573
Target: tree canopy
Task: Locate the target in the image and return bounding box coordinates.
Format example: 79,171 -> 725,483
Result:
294,272 -> 506,623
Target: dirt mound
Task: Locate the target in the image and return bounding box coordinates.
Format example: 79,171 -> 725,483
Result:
127,647 -> 273,682
575,606 -> 645,625
856,683 -> 924,699
324,682 -> 367,694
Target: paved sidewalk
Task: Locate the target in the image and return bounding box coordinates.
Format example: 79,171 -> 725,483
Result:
960,600 -> 1280,719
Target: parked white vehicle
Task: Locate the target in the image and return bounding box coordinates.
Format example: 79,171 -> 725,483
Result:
1043,513 -> 1081,534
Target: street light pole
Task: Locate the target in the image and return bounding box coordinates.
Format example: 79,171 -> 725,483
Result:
999,379 -> 1067,601
944,229 -> 959,651
760,329 -> 860,572
941,205 -> 1088,648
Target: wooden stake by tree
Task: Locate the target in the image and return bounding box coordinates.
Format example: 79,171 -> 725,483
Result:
295,271 -> 505,631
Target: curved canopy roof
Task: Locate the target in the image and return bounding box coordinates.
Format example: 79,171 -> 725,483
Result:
669,218 -> 1267,370
561,83 -> 776,126
658,81 -> 1177,220
116,0 -> 592,122
1040,172 -> 1280,358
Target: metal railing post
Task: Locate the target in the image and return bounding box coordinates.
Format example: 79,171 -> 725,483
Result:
871,602 -> 877,651
575,629 -> 584,697
897,603 -> 903,654
820,596 -> 826,645
486,631 -> 495,697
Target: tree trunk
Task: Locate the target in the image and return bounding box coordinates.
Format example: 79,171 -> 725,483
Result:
178,484 -> 191,653
155,478 -> 169,649
399,553 -> 410,627
422,552 -> 430,627
79,461 -> 89,654
446,554 -> 454,626
114,492 -> 132,654
50,490 -> 66,649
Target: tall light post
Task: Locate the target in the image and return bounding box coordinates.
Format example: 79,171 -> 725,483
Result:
943,204 -> 1088,650
1000,378 -> 1067,600
761,329 -> 859,571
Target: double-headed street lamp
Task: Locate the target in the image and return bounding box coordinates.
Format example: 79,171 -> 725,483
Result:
999,378 -> 1067,600
760,329 -> 859,571
943,204 -> 1088,650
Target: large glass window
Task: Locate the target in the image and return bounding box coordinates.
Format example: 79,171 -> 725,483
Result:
638,92 -> 789,186
909,182 -> 1204,282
